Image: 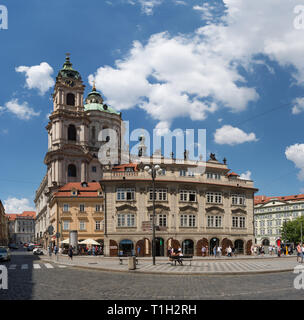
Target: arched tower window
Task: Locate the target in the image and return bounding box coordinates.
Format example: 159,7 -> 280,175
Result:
67,93 -> 75,106
68,164 -> 77,177
68,124 -> 76,141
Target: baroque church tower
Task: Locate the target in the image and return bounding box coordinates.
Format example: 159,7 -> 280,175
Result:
44,54 -> 122,191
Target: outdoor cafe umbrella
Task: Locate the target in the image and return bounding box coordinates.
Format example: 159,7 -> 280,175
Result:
79,239 -> 100,246
60,239 -> 81,244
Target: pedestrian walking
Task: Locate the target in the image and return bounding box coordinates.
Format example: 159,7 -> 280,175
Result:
213,246 -> 217,257
297,243 -> 302,263
92,245 -> 95,256
48,245 -> 52,257
137,246 -> 141,257
301,244 -> 304,264
227,246 -> 232,257
54,245 -> 58,255
217,246 -> 222,257
201,246 -> 206,257
68,245 -> 73,260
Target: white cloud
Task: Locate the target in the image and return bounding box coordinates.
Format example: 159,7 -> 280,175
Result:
5,99 -> 40,120
3,197 -> 34,213
292,97 -> 304,115
240,170 -> 252,180
90,0 -> 304,127
285,144 -> 304,180
127,0 -> 163,15
214,125 -> 257,146
16,62 -> 55,95
173,0 -> 187,5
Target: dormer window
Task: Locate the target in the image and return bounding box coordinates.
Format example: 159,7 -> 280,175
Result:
81,182 -> 88,188
71,189 -> 78,196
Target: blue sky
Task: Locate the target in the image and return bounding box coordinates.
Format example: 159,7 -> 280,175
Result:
1,0 -> 304,212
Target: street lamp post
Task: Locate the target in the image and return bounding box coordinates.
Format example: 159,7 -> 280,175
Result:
144,164 -> 163,265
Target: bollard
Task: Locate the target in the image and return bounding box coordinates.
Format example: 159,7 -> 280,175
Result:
128,256 -> 136,270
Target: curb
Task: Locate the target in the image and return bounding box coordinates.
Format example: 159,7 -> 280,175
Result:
39,257 -> 296,276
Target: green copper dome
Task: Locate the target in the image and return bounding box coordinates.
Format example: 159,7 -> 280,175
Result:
57,54 -> 81,80
84,84 -> 120,115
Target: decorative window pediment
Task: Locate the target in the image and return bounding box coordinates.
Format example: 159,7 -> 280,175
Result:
205,206 -> 225,214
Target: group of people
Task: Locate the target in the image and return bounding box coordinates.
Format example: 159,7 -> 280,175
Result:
168,246 -> 183,264
296,243 -> 304,263
79,245 -> 103,256
201,245 -> 235,257
250,244 -> 295,257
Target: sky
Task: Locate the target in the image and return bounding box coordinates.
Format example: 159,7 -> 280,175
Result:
1,0 -> 304,212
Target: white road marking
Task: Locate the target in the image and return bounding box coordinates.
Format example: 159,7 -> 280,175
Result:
9,264 -> 16,270
33,264 -> 41,269
44,263 -> 54,269
58,265 -> 67,268
21,264 -> 28,269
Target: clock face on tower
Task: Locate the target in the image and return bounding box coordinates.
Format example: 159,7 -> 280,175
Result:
64,79 -> 75,87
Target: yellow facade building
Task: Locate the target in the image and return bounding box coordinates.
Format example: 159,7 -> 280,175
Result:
49,182 -> 104,248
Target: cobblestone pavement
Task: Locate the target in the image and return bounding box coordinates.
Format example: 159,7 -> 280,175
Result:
40,253 -> 300,275
0,251 -> 304,300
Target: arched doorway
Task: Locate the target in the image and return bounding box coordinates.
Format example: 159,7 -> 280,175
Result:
182,239 -> 194,255
109,240 -> 118,257
119,239 -> 134,256
209,238 -> 219,255
196,238 -> 208,256
262,238 -> 270,246
166,238 -> 180,256
155,237 -> 164,256
246,240 -> 253,255
222,238 -> 233,255
234,239 -> 244,254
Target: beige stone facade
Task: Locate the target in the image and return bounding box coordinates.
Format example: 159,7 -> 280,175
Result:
101,161 -> 257,257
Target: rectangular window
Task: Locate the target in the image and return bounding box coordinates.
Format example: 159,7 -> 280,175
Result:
117,213 -> 135,227
231,194 -> 245,205
79,221 -> 86,230
179,190 -> 196,202
80,204 -> 85,212
207,215 -> 222,227
63,221 -> 70,230
149,188 -> 167,201
180,170 -> 186,176
180,214 -> 196,227
63,204 -> 69,212
92,166 -> 97,173
240,217 -> 245,228
207,172 -> 221,180
180,214 -> 187,227
206,192 -> 222,204
159,214 -> 167,227
232,216 -> 238,228
116,188 -> 135,201
96,204 -> 101,212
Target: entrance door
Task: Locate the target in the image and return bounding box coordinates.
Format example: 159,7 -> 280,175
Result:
182,239 -> 194,255
209,238 -> 219,255
155,237 -> 164,256
119,239 -> 134,256
234,239 -> 244,254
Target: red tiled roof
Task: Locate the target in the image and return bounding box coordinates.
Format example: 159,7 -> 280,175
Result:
255,194 -> 304,205
54,182 -> 102,198
6,211 -> 36,220
227,172 -> 239,177
112,163 -> 138,172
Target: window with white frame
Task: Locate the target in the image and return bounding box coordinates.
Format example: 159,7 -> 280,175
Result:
95,220 -> 101,230
63,221 -> 70,230
232,216 -> 246,228
79,221 -> 86,230
179,190 -> 196,202
79,204 -> 85,212
96,204 -> 101,212
149,188 -> 167,201
149,214 -> 167,227
63,204 -> 69,212
116,188 -> 135,201
206,172 -> 221,180
117,213 -> 136,227
180,169 -> 186,176
231,194 -> 245,205
207,215 -> 222,227
206,192 -> 222,204
180,214 -> 196,227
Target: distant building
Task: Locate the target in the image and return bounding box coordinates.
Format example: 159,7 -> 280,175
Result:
48,182 -> 104,249
0,201 -> 9,246
6,211 -> 36,244
254,194 -> 304,246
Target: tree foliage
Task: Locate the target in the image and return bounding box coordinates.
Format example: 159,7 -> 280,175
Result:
281,216 -> 304,244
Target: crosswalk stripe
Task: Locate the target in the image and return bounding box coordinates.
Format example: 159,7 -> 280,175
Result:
21,264 -> 28,269
33,264 -> 41,269
9,264 -> 16,270
58,265 -> 67,268
44,263 -> 54,269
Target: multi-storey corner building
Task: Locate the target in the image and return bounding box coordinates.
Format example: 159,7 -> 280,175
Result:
101,160 -> 257,257
6,211 -> 36,244
35,54 -> 258,256
254,194 -> 304,246
48,182 -> 104,247
0,201 -> 9,246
